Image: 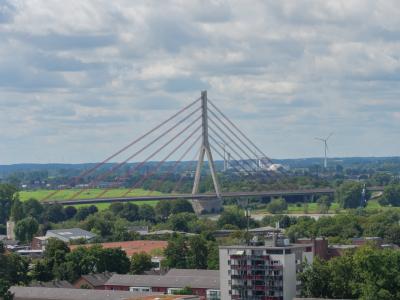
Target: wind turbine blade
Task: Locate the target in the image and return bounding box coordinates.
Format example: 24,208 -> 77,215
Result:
315,137 -> 324,141
326,132 -> 334,141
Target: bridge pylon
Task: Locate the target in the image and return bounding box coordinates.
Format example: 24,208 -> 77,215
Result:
191,90 -> 223,214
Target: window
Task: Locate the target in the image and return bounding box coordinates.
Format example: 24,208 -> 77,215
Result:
129,287 -> 150,293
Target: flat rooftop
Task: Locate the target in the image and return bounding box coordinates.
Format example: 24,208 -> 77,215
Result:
9,286 -> 157,300
106,273 -> 219,290
219,243 -> 312,250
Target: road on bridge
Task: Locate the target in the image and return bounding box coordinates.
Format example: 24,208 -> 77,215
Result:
43,186 -> 384,206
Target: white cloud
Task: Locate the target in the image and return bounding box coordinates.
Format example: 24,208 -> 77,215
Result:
0,0 -> 400,163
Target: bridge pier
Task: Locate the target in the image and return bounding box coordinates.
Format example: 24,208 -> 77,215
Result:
191,198 -> 223,215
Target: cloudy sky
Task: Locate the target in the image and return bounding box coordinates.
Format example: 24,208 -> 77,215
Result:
1,0 -> 400,164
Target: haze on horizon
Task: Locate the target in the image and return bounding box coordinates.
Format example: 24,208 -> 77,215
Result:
0,0 -> 399,164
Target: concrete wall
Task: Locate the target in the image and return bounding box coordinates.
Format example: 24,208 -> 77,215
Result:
6,221 -> 15,240
218,248 -> 230,300
191,198 -> 223,215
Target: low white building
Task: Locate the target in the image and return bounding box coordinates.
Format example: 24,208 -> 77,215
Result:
45,228 -> 96,243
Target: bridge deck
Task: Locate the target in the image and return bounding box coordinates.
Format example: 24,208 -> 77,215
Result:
43,188 -> 335,205
42,186 -> 385,205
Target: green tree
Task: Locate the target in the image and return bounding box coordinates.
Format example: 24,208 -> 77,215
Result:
44,238 -> 70,260
381,184 -> 400,206
102,248 -> 130,274
328,254 -> 355,299
266,198 -> 288,214
109,202 -> 124,215
286,217 -> 316,241
384,225 -> 400,245
217,208 -> 247,229
170,199 -> 194,214
206,241 -> 219,270
0,278 -> 13,300
0,184 -> 18,224
10,198 -> 24,222
119,203 -> 139,221
317,195 -> 331,214
111,218 -> 131,241
85,214 -> 112,237
14,217 -> 39,243
138,204 -> 156,222
300,257 -> 331,298
31,259 -> 54,282
164,235 -> 189,268
353,246 -> 400,300
64,206 -> 77,219
130,252 -> 153,274
155,201 -> 171,220
300,245 -> 400,300
22,198 -> 44,220
336,181 -> 364,209
168,213 -> 197,232
261,214 -> 296,228
0,241 -> 29,299
44,203 -> 66,223
188,235 -> 208,269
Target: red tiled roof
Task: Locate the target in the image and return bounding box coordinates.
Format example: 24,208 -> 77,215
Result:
70,240 -> 167,257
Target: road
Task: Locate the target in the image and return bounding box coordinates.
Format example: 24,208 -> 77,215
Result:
44,186 -> 384,206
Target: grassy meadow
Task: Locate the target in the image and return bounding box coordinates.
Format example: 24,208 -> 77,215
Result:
18,188 -> 162,210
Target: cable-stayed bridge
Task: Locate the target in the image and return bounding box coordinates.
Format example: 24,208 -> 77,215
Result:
41,91 -> 383,213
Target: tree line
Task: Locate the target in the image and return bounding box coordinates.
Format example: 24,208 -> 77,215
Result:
300,245 -> 400,300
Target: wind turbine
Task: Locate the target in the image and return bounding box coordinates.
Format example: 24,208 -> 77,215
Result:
217,142 -> 230,172
315,133 -> 333,169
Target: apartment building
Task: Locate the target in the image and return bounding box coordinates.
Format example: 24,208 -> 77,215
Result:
219,236 -> 313,300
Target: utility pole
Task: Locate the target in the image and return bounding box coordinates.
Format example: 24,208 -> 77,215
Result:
192,91 -> 221,198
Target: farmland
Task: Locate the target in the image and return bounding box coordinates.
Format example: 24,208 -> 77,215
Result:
18,188 -> 162,210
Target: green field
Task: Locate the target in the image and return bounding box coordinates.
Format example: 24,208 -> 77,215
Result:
19,188 -> 162,210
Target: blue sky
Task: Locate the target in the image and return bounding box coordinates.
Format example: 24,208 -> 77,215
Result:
0,0 -> 400,164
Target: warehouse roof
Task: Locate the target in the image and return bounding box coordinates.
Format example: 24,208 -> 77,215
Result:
29,280 -> 74,289
166,269 -> 219,278
46,228 -> 96,241
105,273 -> 220,290
9,286 -> 157,300
80,272 -> 114,287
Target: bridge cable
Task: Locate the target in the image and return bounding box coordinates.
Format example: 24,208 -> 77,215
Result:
42,97 -> 201,201
171,149 -> 201,194
208,109 -> 270,172
209,142 -> 251,177
113,126 -> 201,198
208,100 -> 273,165
209,135 -> 253,175
147,134 -> 202,196
208,127 -> 260,174
208,116 -> 265,173
68,109 -> 202,200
